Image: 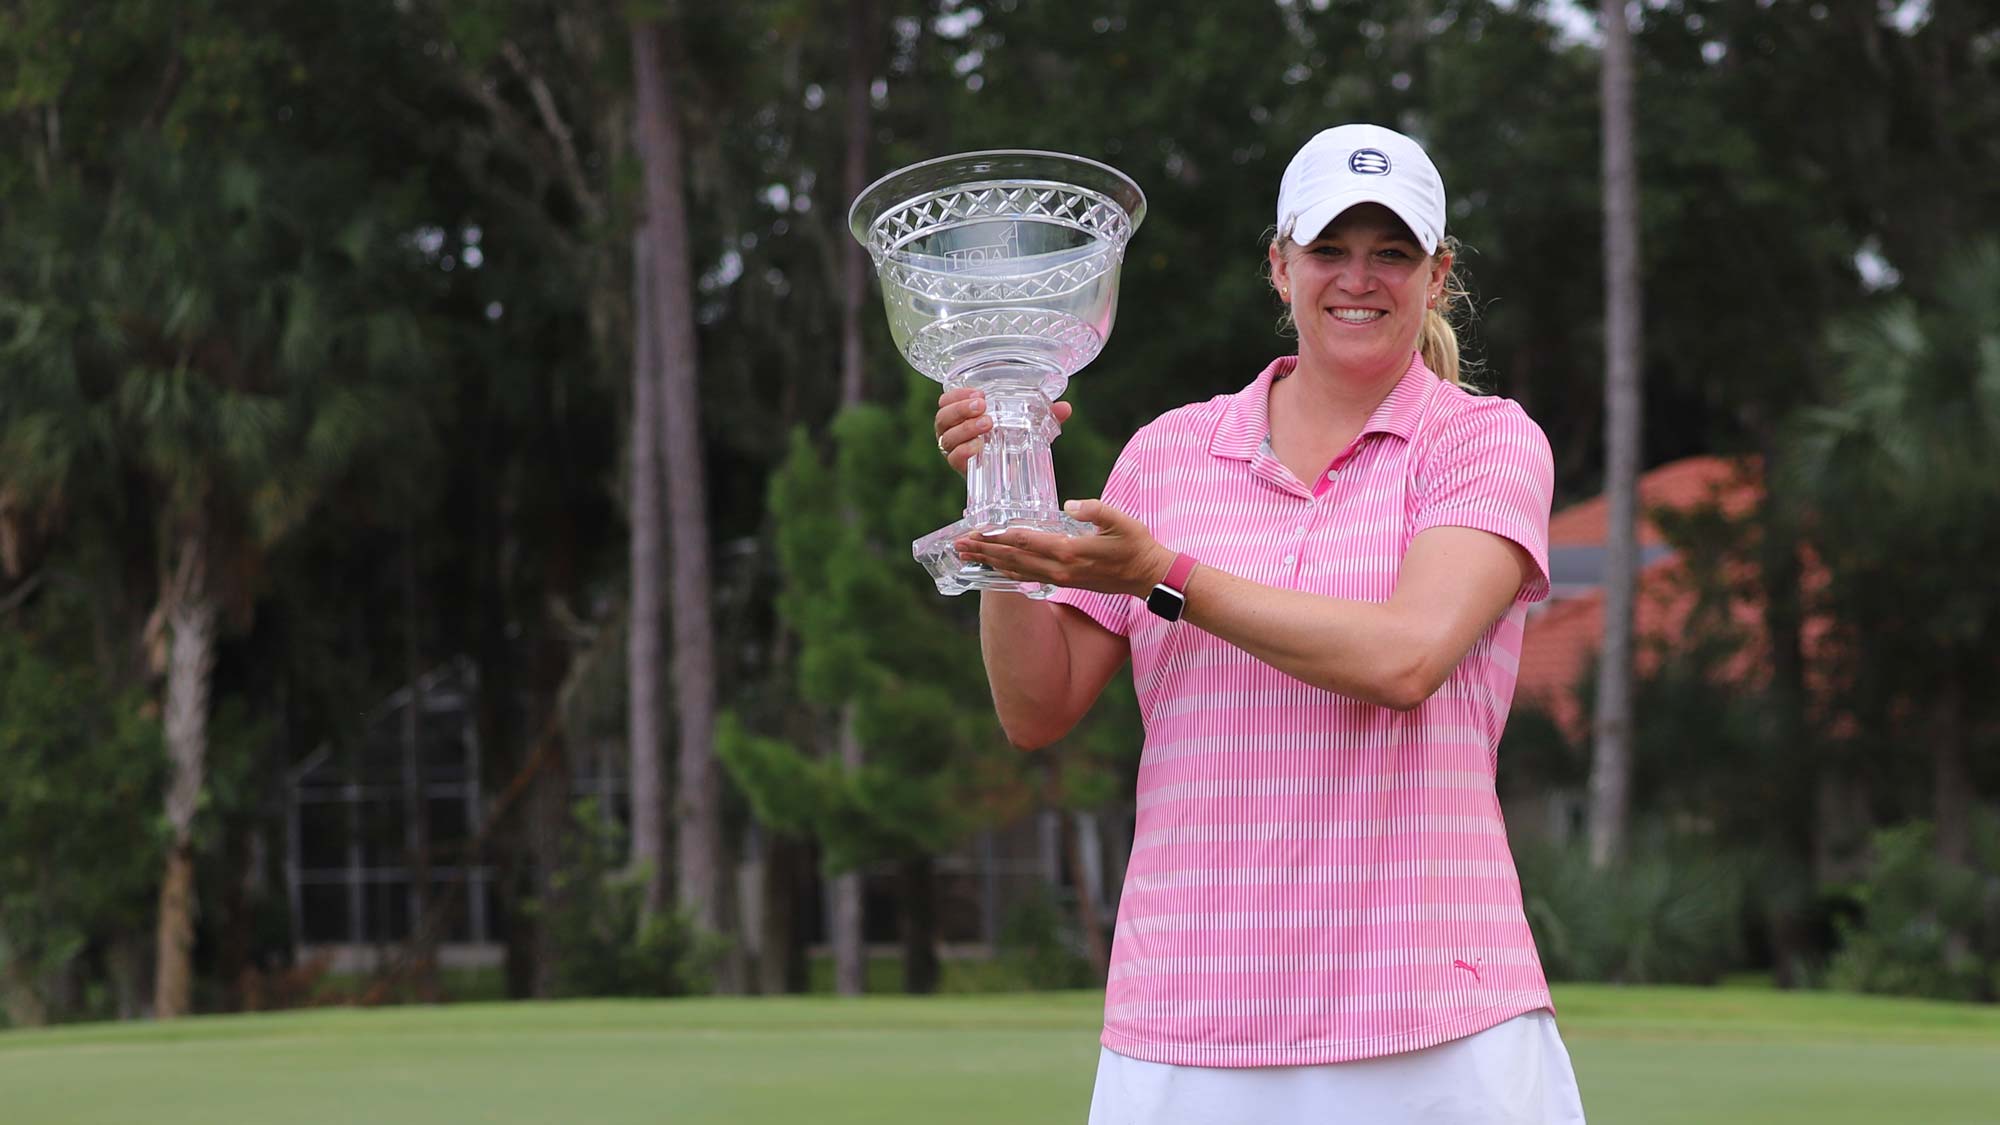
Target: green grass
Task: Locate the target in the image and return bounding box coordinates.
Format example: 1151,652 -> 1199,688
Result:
2,986 -> 1997,1123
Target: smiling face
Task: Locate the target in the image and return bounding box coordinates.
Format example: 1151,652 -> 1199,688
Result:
1270,203 -> 1451,386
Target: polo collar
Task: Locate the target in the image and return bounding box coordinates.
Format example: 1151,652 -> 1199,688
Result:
1208,351 -> 1441,462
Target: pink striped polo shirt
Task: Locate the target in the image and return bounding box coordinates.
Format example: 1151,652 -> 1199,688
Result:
1052,352 -> 1555,1067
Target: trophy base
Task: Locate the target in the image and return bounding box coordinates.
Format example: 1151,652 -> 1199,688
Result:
915,515 -> 1097,598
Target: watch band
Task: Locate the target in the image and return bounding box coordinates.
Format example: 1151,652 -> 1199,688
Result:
1146,552 -> 1198,621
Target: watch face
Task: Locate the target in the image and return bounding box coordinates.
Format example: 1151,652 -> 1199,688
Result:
1147,584 -> 1186,621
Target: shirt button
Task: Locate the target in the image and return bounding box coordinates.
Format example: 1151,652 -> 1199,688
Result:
1282,554 -> 1296,566
1326,468 -> 1340,481
1294,524 -> 1308,535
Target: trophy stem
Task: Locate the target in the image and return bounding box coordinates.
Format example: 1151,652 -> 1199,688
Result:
964,382 -> 1062,531
914,369 -> 1093,598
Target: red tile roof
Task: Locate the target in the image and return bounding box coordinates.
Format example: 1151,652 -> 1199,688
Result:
1546,455 -> 1759,547
1518,456 -> 1767,739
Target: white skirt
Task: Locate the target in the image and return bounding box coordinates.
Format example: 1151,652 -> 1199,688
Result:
1087,1009 -> 1586,1125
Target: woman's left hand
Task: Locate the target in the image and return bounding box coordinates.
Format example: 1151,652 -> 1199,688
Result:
954,499 -> 1175,598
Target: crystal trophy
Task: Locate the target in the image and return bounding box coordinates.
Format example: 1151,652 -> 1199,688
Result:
848,150 -> 1146,598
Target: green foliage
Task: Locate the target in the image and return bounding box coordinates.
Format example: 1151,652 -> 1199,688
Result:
0,596 -> 165,1023
733,367 -> 1148,885
733,374 -> 1026,874
1790,240 -> 2000,575
1497,703 -> 1585,795
1785,241 -> 2000,672
1827,815 -> 2000,1003
713,711 -> 828,838
993,887 -> 1096,992
3,0 -> 1998,1020
1516,838 -> 1750,985
529,802 -> 722,999
1631,658 -> 1798,842
1775,240 -> 2000,827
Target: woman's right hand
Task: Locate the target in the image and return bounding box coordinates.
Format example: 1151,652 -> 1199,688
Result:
934,387 -> 1074,477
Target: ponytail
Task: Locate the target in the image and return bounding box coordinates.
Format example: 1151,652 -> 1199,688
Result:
1419,306 -> 1461,387
1420,235 -> 1475,389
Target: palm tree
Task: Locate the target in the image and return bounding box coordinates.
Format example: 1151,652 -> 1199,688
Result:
0,143 -> 434,1016
1788,240 -> 2000,870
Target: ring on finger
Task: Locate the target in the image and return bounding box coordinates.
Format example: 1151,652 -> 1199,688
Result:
936,433 -> 949,454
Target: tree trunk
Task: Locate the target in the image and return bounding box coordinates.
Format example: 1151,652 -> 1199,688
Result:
830,720 -> 868,996
154,531 -> 217,1019
112,933 -> 148,1020
898,855 -> 940,995
758,835 -> 810,995
839,0 -> 876,408
1934,668 -> 1974,968
0,934 -> 49,1027
469,472 -> 535,1000
1064,811 -> 1110,982
215,817 -> 254,1012
399,521 -> 436,993
627,226 -> 670,920
153,842 -> 199,1018
827,0 -> 879,998
1755,436 -> 1815,987
1588,0 -> 1643,870
1934,671 -> 1971,868
828,866 -> 867,994
528,724 -> 571,999
630,18 -> 728,974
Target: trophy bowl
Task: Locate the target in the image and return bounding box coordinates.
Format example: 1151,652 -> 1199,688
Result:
849,150 -> 1146,598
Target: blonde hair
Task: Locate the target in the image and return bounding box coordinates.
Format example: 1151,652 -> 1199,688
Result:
1268,232 -> 1478,389
1421,235 -> 1473,388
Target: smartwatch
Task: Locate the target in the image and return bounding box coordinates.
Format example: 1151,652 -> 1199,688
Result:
1146,553 -> 1198,622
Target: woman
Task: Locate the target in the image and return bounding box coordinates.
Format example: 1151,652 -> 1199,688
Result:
934,124 -> 1587,1123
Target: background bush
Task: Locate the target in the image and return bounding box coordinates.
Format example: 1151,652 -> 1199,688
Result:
1516,837 -> 1751,985
530,802 -> 721,999
1827,813 -> 2000,1003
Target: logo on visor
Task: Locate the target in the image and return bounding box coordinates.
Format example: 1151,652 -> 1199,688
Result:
1348,149 -> 1392,175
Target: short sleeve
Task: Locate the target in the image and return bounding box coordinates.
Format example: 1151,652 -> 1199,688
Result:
1411,398 -> 1555,605
1048,429 -> 1151,637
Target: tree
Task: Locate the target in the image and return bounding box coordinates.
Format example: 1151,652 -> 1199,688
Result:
396,0 -> 647,997
1788,241 -> 2000,870
1589,0 -> 1643,868
630,14 -> 729,967
2,143 -> 441,1015
723,382 -> 1036,993
0,591 -> 164,1026
0,0 -> 473,1013
828,0 -> 881,999
628,225 -> 670,919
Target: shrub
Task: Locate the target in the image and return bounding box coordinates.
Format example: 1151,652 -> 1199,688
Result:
529,801 -> 723,998
994,887 -> 1096,991
1515,837 -> 1751,985
1826,815 -> 2000,1003
0,610 -> 165,1026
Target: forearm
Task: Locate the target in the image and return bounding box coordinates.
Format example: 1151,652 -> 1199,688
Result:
978,592 -> 1079,747
1176,565 -> 1436,710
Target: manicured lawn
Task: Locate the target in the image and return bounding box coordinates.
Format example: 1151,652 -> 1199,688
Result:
2,986 -> 1997,1123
